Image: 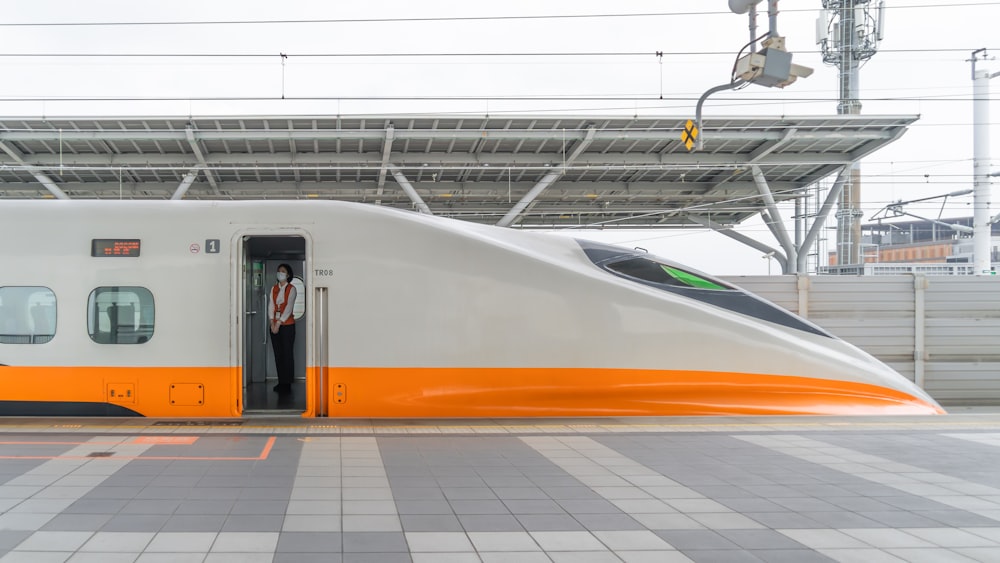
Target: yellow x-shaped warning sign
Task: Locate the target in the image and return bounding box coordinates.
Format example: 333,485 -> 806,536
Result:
681,119 -> 699,151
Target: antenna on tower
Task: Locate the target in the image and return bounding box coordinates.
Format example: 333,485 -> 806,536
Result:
816,1 -> 886,269
817,1 -> 885,67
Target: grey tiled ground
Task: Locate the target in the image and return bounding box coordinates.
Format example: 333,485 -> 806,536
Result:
1,418 -> 1000,561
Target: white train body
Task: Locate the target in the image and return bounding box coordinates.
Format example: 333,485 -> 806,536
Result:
0,200 -> 943,417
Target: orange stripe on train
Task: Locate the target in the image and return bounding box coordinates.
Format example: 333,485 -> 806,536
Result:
0,366 -> 943,417
327,367 -> 943,417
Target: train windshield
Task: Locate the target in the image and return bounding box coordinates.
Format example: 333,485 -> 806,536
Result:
576,239 -> 833,338
605,258 -> 732,291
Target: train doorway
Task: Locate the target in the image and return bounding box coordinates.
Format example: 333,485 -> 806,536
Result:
241,235 -> 307,414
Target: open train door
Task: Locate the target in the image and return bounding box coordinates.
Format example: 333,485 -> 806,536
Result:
237,234 -> 311,416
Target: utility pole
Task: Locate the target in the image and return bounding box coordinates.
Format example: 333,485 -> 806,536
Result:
695,1 -> 813,151
971,49 -> 999,275
818,1 -> 885,267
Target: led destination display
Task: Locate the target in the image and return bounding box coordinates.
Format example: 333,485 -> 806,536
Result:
91,239 -> 141,257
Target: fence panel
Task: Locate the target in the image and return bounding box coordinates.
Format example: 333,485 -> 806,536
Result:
723,275 -> 1000,405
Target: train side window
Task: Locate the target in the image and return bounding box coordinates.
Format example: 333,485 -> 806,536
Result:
87,287 -> 155,344
0,286 -> 57,344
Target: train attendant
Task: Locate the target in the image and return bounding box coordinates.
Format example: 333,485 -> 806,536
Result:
268,263 -> 297,394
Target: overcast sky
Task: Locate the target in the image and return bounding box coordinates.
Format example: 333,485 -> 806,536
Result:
1,1 -> 997,274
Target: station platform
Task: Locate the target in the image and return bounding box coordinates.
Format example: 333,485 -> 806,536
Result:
1,413 -> 1000,562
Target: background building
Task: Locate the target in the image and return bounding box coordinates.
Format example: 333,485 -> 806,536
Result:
825,217 -> 1000,275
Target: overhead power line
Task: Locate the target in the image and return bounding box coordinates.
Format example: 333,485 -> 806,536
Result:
0,48 -> 993,58
0,3 -> 996,27
0,95 -> 994,103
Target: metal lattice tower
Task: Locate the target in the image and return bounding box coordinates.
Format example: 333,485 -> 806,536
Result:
818,1 -> 885,267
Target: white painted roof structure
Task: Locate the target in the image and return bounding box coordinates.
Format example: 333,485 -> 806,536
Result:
0,114 -> 915,231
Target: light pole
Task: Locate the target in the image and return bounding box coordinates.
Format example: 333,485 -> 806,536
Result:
971,49 -> 999,275
695,1 -> 813,150
762,251 -> 776,275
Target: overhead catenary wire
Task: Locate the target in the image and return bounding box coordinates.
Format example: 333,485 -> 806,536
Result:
0,5 -> 991,119
0,12 -> 989,267
0,94 -> 996,103
0,48 -> 994,60
0,3 -> 995,27
0,5 -> 992,222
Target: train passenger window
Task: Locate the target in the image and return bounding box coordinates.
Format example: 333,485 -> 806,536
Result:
606,258 -> 733,290
0,286 -> 57,344
87,287 -> 155,344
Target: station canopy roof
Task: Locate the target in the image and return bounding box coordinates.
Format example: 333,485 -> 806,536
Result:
0,114 -> 915,228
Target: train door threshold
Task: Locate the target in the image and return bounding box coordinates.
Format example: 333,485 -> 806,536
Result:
242,409 -> 304,417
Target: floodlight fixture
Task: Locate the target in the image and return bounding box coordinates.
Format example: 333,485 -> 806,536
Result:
694,1 -> 813,151
728,0 -> 763,14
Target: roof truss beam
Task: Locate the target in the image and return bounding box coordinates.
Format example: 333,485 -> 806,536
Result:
375,124 -> 394,205
496,126 -> 596,227
185,126 -> 221,196
2,151 -> 863,168
389,166 -> 432,215
0,128 -> 902,144
747,127 -> 797,164
0,139 -> 70,199
0,116 -> 915,233
0,179 -> 804,203
170,168 -> 201,200
687,213 -> 788,272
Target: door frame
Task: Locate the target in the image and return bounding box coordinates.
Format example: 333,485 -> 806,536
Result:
231,229 -> 315,416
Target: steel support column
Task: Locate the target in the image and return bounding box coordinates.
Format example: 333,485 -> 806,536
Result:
185,126 -> 221,196
375,124 -> 395,205
751,165 -> 797,272
0,140 -> 70,199
687,213 -> 788,272
495,172 -> 561,228
170,169 -> 201,200
496,127 -> 596,227
389,167 -> 432,215
799,165 -> 852,272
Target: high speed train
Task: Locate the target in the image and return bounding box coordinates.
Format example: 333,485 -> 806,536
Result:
0,200 -> 944,418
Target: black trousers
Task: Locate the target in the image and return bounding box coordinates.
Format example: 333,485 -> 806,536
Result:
270,323 -> 296,385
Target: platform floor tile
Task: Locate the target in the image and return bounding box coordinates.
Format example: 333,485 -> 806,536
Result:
0,416 -> 1000,560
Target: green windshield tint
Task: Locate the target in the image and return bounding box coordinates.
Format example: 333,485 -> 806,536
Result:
661,265 -> 727,290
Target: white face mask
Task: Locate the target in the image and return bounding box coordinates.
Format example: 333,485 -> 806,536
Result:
277,272 -> 288,282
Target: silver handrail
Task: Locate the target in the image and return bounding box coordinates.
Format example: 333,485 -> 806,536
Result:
315,287 -> 329,417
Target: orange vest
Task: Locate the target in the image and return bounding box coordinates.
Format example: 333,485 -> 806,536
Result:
271,283 -> 295,325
